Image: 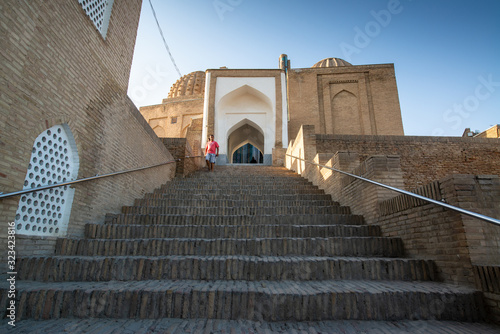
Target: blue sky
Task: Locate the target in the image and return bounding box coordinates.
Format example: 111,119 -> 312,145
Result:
127,0 -> 500,136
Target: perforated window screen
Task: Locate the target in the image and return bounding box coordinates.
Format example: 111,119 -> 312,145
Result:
78,0 -> 114,38
14,125 -> 79,237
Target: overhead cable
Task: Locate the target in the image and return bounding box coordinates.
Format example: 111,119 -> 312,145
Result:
148,0 -> 182,77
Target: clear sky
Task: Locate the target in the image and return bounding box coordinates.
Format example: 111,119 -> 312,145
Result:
127,0 -> 500,136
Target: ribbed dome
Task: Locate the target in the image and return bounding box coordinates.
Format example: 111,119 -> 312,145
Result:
312,58 -> 352,68
168,71 -> 206,99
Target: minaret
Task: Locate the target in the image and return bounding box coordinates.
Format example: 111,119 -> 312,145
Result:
279,54 -> 290,71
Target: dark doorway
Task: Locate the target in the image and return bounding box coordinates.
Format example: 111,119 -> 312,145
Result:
232,143 -> 263,164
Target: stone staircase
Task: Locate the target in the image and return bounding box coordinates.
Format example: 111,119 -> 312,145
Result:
2,165 -> 498,332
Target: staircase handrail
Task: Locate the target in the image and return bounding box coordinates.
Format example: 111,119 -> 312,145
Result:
0,155 -> 203,200
286,153 -> 500,227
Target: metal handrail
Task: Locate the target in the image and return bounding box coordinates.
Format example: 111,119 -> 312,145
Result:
0,155 -> 202,200
286,154 -> 500,227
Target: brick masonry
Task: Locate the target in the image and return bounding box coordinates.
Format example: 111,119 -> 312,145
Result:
0,165 -> 492,326
474,265 -> 500,323
315,133 -> 500,190
286,125 -> 500,323
287,65 -> 404,140
162,138 -> 204,177
0,0 -> 176,270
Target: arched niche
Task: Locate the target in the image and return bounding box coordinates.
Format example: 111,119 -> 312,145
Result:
227,119 -> 264,164
218,85 -> 273,114
152,125 -> 165,137
331,89 -> 361,134
14,124 -> 79,237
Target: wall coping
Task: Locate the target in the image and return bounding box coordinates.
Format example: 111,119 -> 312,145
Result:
315,133 -> 499,144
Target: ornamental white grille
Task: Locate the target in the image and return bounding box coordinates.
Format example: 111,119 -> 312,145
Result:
14,125 -> 79,237
78,0 -> 114,38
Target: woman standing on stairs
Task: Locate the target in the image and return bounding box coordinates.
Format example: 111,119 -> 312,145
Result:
205,134 -> 219,172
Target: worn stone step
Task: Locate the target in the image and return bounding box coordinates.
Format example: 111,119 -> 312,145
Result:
0,280 -> 485,321
16,255 -> 436,282
121,205 -> 351,215
3,318 -> 499,334
166,181 -> 314,188
173,174 -> 309,181
187,169 -> 302,178
180,170 -> 304,177
105,213 -> 366,226
158,183 -> 322,191
193,166 -> 293,173
132,199 -> 339,208
143,193 -> 334,201
85,224 -> 381,239
55,237 -> 404,257
155,187 -> 327,195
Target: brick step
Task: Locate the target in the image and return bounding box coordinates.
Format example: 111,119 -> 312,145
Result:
16,255 -> 435,282
187,175 -> 308,182
121,205 -> 351,215
3,318 -> 499,334
154,187 -> 327,195
143,193 -> 333,201
85,224 -> 381,239
158,183 -> 322,191
168,179 -> 313,186
187,169 -> 300,176
132,199 -> 339,208
194,170 -> 300,176
0,280 -> 484,321
105,214 -> 366,226
55,237 -> 404,257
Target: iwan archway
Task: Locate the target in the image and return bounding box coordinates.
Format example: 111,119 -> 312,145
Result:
202,70 -> 289,166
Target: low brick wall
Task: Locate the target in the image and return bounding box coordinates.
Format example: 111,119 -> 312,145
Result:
315,134 -> 500,190
162,138 -> 203,177
286,125 -> 500,323
474,265 -> 500,323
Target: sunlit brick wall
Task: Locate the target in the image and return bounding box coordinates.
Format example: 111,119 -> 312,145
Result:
0,0 -> 176,269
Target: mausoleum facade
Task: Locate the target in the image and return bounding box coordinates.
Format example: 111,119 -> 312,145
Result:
140,55 -> 404,165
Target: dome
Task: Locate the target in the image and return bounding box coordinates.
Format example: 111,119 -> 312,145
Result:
312,58 -> 352,68
168,71 -> 206,99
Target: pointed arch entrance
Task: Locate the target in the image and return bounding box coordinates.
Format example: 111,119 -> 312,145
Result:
227,119 -> 264,164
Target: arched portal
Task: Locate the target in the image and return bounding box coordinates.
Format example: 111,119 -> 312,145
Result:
227,119 -> 264,164
210,79 -> 277,165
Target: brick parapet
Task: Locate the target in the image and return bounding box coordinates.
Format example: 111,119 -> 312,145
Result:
440,175 -> 500,266
474,265 -> 500,324
287,125 -> 500,290
315,134 -> 500,190
379,181 -> 442,216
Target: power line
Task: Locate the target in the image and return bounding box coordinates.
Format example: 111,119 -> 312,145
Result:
148,0 -> 182,78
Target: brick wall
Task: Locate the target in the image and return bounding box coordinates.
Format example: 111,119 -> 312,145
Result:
0,0 -> 177,269
139,96 -> 204,138
287,65 -> 404,140
287,125 -> 500,320
162,138 -> 203,177
316,134 -> 500,190
474,265 -> 500,323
